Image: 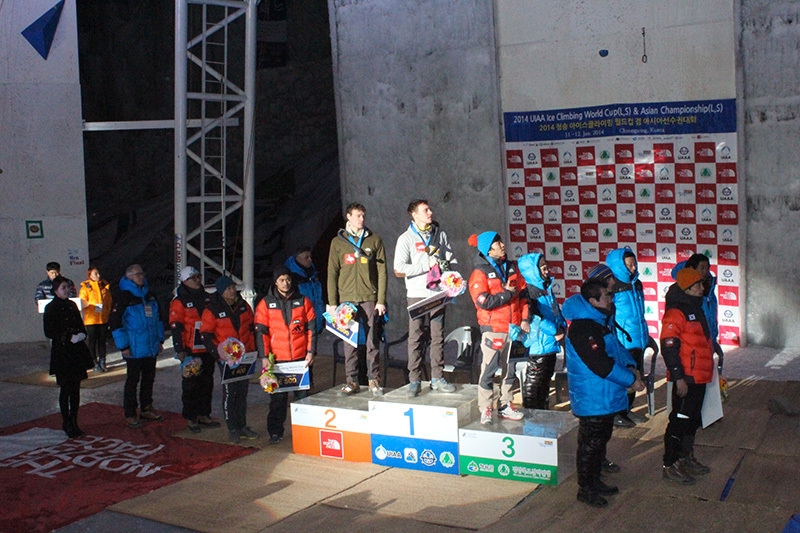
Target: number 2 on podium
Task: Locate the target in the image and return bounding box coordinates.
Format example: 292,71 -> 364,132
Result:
404,407 -> 415,436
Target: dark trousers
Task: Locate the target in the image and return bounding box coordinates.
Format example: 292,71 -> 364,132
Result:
58,376 -> 81,420
182,353 -> 215,421
85,324 -> 107,364
664,382 -> 706,466
124,357 -> 157,418
522,353 -> 557,409
344,301 -> 381,383
627,348 -> 644,411
267,389 -> 309,437
219,363 -> 249,431
577,415 -> 615,491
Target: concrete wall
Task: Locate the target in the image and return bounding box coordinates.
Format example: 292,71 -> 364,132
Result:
0,0 -> 89,342
740,1 -> 800,347
327,0 -> 505,334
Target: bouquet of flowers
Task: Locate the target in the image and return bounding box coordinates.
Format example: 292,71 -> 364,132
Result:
259,353 -> 279,393
440,271 -> 466,297
217,337 -> 246,368
333,302 -> 358,332
181,356 -> 202,378
720,376 -> 729,401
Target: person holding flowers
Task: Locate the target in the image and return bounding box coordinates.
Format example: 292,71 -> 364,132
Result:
327,202 -> 388,397
255,265 -> 316,443
200,275 -> 256,444
393,199 -> 458,397
169,266 -> 220,433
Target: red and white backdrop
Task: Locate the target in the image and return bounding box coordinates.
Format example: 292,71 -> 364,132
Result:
503,99 -> 740,346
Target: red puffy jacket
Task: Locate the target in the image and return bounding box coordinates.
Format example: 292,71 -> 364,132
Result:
200,294 -> 255,354
660,285 -> 714,384
468,255 -> 528,333
254,288 -> 315,362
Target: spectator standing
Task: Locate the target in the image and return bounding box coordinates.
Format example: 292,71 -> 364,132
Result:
393,199 -> 458,397
660,268 -> 715,485
44,276 -> 94,438
562,279 -> 644,508
201,276 -> 257,444
79,266 -> 112,372
169,266 -> 220,433
109,264 -> 165,429
467,231 -> 528,425
516,252 -> 566,409
327,202 -> 387,397
606,247 -> 654,427
255,265 -> 316,443
35,261 -> 75,302
285,246 -> 325,350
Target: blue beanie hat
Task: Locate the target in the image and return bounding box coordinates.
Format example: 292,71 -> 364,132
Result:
469,231 -> 500,256
215,275 -> 235,294
587,263 -> 613,281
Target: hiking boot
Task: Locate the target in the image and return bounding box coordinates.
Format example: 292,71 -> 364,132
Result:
430,377 -> 456,393
628,411 -> 648,424
662,463 -> 696,485
340,381 -> 360,396
614,414 -> 635,428
197,416 -> 221,428
369,379 -> 384,397
228,430 -> 241,444
269,434 -> 283,444
126,417 -> 141,429
577,488 -> 608,508
408,381 -> 421,397
498,403 -> 524,421
99,358 -> 108,372
187,420 -> 202,434
679,455 -> 711,476
94,363 -> 103,373
602,458 -> 621,474
139,408 -> 163,421
593,479 -> 619,495
480,407 -> 493,425
240,427 -> 259,439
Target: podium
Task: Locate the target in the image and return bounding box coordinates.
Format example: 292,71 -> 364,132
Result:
458,409 -> 578,485
368,383 -> 478,475
290,385 -> 374,462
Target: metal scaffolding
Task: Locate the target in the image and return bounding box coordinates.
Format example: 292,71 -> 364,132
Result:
174,0 -> 257,300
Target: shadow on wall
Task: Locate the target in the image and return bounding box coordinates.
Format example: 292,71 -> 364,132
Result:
757,312 -> 787,349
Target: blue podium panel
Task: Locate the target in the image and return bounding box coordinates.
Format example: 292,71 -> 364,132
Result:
458,409 -> 578,485
369,383 -> 478,475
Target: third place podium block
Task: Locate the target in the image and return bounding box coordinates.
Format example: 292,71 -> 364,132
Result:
368,383 -> 478,475
458,409 -> 578,484
290,385 -> 373,462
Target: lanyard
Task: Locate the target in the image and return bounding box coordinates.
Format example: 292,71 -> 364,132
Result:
487,256 -> 508,282
409,223 -> 431,250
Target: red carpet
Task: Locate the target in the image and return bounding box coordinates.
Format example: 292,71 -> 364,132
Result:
0,402 -> 254,533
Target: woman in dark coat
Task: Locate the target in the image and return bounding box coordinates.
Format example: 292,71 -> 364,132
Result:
44,276 -> 94,438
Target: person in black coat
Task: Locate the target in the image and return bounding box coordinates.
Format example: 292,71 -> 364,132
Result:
44,276 -> 94,438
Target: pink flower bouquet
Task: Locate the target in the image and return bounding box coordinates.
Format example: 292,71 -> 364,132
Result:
334,302 -> 358,332
217,337 -> 246,367
440,271 -> 466,297
260,353 -> 279,393
181,356 -> 202,378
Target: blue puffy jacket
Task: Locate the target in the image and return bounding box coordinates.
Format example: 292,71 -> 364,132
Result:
671,261 -> 719,346
562,294 -> 635,417
516,253 -> 566,355
109,276 -> 164,358
606,248 -> 649,350
285,255 -> 325,334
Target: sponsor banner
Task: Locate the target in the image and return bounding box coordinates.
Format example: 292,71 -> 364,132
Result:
407,290 -> 454,320
459,455 -> 558,484
370,434 -> 459,475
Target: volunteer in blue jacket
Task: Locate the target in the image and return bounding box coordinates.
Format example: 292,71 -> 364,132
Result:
562,278 -> 644,508
285,246 -> 325,337
515,252 -> 566,409
109,264 -> 165,429
606,247 -> 656,427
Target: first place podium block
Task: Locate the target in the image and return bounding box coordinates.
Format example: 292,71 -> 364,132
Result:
369,383 -> 478,475
458,409 -> 578,485
290,385 -> 374,462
